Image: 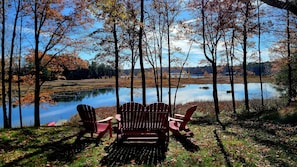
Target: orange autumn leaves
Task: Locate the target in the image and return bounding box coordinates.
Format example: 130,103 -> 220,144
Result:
25,51 -> 89,73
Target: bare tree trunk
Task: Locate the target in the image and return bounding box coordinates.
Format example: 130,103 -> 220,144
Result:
243,2 -> 250,112
201,0 -> 224,129
257,0 -> 264,107
34,2 -> 41,127
139,0 -> 146,105
173,42 -> 192,113
8,0 -> 21,128
286,8 -> 292,106
224,29 -> 236,114
18,15 -> 23,128
166,4 -> 171,115
113,21 -> 120,113
1,0 -> 9,128
212,62 -> 224,129
130,50 -> 134,102
230,55 -> 236,114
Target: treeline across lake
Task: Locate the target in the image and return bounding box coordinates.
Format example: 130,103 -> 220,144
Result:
12,60 -> 272,82
122,62 -> 272,78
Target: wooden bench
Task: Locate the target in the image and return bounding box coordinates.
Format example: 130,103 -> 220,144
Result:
116,102 -> 170,145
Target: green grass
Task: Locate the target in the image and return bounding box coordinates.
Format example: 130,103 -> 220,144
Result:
1,112 -> 297,167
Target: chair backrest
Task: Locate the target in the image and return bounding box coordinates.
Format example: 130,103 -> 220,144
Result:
145,102 -> 170,131
119,102 -> 145,130
180,105 -> 197,130
77,104 -> 97,132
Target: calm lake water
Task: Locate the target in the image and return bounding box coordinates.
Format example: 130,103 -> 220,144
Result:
0,83 -> 280,128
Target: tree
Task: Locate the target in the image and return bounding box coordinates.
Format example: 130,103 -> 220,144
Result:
121,0 -> 139,102
25,52 -> 89,80
139,0 -> 146,105
164,0 -> 180,112
261,0 -> 297,15
187,0 -> 233,129
143,0 -> 167,102
1,0 -> 9,128
236,1 -> 258,112
270,6 -> 297,104
257,0 -> 264,107
89,0 -> 128,110
242,1 -> 251,112
18,14 -> 23,128
200,0 -> 225,129
25,0 -> 90,127
7,0 -> 22,128
223,24 -> 237,114
274,53 -> 297,100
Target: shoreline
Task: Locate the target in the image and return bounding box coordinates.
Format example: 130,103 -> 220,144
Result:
1,76 -> 274,106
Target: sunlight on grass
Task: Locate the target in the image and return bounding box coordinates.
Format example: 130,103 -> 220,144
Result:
1,112 -> 297,167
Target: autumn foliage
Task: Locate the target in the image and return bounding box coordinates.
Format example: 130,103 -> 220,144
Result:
24,51 -> 89,80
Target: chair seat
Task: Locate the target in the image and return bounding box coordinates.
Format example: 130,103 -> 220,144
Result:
169,121 -> 180,131
168,105 -> 197,137
95,123 -> 110,133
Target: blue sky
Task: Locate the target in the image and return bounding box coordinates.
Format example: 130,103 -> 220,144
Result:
75,2 -> 287,69
5,1 -> 287,69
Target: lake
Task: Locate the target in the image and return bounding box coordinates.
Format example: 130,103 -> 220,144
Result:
0,83 -> 280,128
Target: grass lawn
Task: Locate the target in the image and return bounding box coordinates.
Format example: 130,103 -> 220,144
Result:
1,106 -> 296,167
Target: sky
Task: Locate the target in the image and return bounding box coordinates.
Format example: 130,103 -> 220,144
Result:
4,1 -> 288,69
75,2 -> 287,69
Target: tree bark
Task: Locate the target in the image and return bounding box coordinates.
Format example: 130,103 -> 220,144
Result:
113,21 -> 120,113
18,15 -> 23,128
286,8 -> 292,105
8,0 -> 21,128
243,2 -> 250,112
139,0 -> 146,105
34,1 -> 41,127
1,0 -> 9,128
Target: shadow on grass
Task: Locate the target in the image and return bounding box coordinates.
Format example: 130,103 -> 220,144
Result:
170,135 -> 200,152
213,129 -> 232,167
1,127 -> 97,167
100,141 -> 167,166
223,111 -> 297,167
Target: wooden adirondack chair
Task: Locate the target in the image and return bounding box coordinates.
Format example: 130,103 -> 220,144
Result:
76,104 -> 113,144
116,102 -> 170,144
169,105 -> 197,137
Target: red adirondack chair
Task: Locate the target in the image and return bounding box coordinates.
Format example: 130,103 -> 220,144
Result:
76,104 -> 113,144
169,105 -> 197,137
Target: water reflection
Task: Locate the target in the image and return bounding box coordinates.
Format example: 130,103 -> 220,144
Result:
51,88 -> 115,102
0,83 -> 280,128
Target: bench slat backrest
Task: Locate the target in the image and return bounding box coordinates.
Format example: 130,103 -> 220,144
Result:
145,102 -> 170,131
119,102 -> 145,131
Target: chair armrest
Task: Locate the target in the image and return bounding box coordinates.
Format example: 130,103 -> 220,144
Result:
115,114 -> 121,121
174,114 -> 185,120
168,117 -> 183,122
174,114 -> 185,118
175,114 -> 193,120
97,116 -> 113,123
